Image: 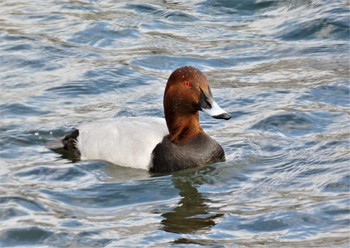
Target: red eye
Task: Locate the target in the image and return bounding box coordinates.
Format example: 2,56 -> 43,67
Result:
184,81 -> 190,87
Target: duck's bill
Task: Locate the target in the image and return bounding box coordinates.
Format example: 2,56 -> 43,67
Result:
202,100 -> 231,120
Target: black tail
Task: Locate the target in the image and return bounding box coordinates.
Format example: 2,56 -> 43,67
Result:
47,129 -> 81,161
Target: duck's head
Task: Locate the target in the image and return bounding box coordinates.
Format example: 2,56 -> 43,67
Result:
163,66 -> 231,143
164,66 -> 231,120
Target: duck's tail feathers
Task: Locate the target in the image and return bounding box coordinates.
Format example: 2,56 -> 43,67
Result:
47,129 -> 81,161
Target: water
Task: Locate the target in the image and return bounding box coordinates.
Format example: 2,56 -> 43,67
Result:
1,0 -> 349,247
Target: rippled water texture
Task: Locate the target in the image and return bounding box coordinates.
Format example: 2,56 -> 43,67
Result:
1,0 -> 349,247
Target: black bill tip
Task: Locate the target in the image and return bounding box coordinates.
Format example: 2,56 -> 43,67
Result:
212,112 -> 231,120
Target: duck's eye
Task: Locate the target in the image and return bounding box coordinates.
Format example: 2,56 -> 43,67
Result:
184,81 -> 190,87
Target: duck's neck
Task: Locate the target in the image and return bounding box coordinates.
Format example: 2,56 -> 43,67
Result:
165,111 -> 204,145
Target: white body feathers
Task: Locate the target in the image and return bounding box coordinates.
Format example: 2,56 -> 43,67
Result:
76,117 -> 168,170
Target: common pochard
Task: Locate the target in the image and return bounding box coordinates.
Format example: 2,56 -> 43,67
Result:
54,66 -> 231,173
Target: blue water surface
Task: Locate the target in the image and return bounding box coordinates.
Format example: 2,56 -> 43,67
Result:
1,0 -> 349,247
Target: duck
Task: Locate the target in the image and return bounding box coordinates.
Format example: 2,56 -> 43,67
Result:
52,66 -> 231,173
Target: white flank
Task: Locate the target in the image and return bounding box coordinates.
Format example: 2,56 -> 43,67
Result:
76,117 -> 168,170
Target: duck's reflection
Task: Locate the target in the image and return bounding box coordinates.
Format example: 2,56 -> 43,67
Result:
161,174 -> 222,234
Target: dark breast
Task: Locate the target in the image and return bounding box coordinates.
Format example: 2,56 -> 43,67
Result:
150,134 -> 225,173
